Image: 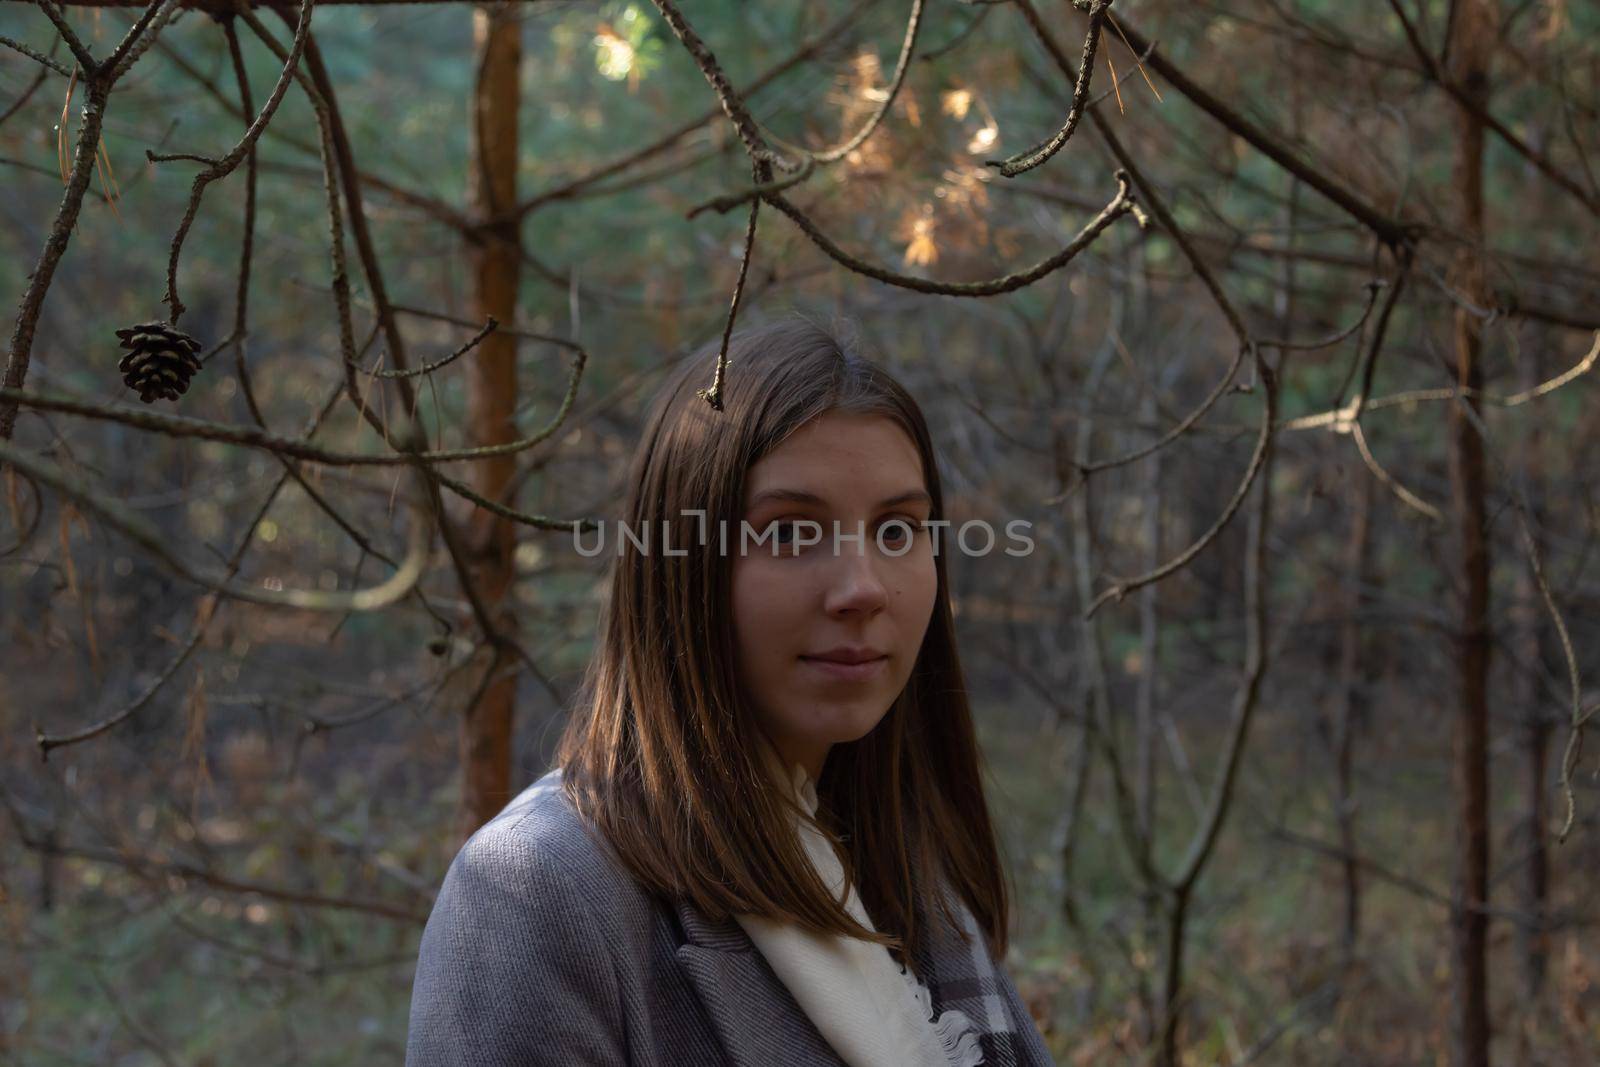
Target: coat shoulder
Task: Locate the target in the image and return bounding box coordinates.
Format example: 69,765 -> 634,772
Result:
406,769 -> 650,1066
457,767 -> 647,922
469,768 -> 594,862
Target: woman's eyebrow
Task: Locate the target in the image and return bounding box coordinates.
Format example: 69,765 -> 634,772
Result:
745,488 -> 932,510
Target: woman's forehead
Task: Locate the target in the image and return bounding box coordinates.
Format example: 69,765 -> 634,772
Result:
744,413 -> 926,504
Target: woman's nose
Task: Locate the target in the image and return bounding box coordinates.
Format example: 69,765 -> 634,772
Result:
822,548 -> 888,617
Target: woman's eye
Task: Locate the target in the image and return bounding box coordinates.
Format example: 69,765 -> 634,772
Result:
771,520 -> 807,546
879,518 -> 917,545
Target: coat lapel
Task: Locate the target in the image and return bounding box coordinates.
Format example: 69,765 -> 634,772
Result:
672,890 -> 1053,1067
672,899 -> 847,1067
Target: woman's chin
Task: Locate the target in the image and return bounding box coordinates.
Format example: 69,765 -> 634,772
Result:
800,704 -> 894,749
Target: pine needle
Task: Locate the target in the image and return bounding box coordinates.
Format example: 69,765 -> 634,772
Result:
53,500 -> 102,675
1105,40 -> 1125,115
1107,13 -> 1163,102
56,66 -> 78,184
350,348 -> 387,445
98,135 -> 123,199
81,571 -> 102,678
94,139 -> 122,221
58,504 -> 80,600
181,669 -> 214,820
4,466 -> 20,538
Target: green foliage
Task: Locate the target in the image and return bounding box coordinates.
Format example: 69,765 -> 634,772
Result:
592,3 -> 665,86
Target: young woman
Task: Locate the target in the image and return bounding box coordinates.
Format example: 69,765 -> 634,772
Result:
406,318 -> 1056,1066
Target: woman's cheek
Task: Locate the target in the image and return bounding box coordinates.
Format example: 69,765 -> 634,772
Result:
898,542 -> 935,588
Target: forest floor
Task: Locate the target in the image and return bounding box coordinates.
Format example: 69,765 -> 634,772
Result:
3,698 -> 1597,1066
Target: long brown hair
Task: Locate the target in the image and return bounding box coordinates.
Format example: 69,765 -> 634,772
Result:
555,316 -> 1008,965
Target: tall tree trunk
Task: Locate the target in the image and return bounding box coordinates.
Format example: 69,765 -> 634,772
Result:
1133,249 -> 1163,1005
1332,462 -> 1373,960
460,4 -> 522,838
1447,3 -> 1495,1064
1513,332 -> 1550,1001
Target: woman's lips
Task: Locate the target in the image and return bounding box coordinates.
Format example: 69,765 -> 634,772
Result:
799,655 -> 888,682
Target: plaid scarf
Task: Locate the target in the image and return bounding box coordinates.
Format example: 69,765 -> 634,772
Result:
908,881 -> 1036,1067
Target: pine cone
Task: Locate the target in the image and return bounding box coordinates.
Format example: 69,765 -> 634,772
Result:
115,321 -> 203,403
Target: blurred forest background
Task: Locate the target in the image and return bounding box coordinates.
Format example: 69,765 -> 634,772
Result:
1,0 -> 1597,1064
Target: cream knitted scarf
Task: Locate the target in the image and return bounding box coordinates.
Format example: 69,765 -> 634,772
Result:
734,740 -> 985,1067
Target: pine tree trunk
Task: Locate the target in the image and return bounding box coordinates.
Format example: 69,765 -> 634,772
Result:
1447,3 -> 1495,1064
1514,333 -> 1550,1001
460,4 -> 522,838
1333,462 -> 1373,960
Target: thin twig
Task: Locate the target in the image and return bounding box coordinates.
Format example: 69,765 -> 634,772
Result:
158,0 -> 317,323
987,0 -> 1109,177
1448,393 -> 1586,842
1085,347 -> 1276,617
0,436 -> 431,612
16,834 -> 428,923
1257,281 -> 1383,352
697,163 -> 764,411
765,0 -> 925,166
0,383 -> 576,466
433,470 -> 596,534
1097,10 -> 1412,245
100,0 -> 182,83
348,318 -> 498,380
31,1 -> 96,72
686,156 -> 812,219
515,0 -> 875,220
1,76 -> 107,440
647,0 -> 794,170
1351,420 -> 1442,522
765,170 -> 1140,297
1284,330 -> 1600,430
0,34 -> 72,76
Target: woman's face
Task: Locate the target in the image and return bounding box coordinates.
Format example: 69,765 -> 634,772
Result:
731,411 -> 938,781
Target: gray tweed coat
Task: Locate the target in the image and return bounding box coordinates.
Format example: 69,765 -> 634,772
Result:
405,770 -> 1057,1066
